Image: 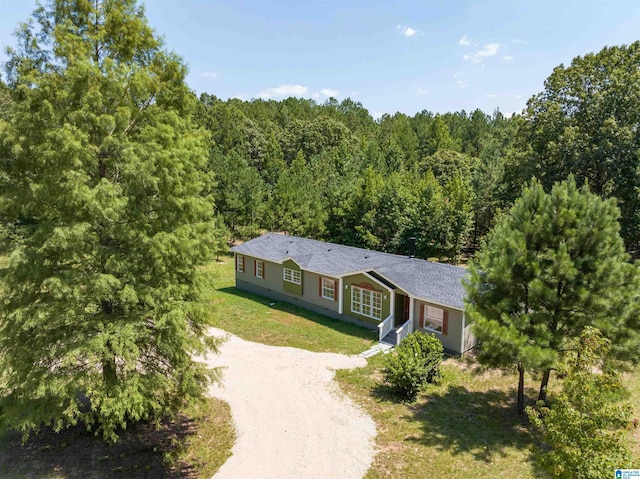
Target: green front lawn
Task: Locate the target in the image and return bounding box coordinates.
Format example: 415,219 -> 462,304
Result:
338,356 -> 540,478
203,258 -> 538,477
1,257 -> 637,478
206,257 -> 640,477
202,255 -> 377,355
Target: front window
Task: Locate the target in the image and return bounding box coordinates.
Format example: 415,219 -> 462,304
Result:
321,278 -> 335,300
423,305 -> 444,333
236,255 -> 244,272
283,267 -> 301,285
351,286 -> 382,320
256,260 -> 264,279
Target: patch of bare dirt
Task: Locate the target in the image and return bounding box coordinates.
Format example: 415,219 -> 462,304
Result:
0,413 -> 199,478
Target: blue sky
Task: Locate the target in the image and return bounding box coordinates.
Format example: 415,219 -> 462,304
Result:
1,1 -> 639,117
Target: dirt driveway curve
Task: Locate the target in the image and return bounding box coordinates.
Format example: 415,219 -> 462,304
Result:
201,328 -> 376,479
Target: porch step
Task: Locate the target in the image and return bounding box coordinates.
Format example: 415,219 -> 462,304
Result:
380,329 -> 397,346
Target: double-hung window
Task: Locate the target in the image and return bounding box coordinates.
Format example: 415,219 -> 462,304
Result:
283,267 -> 301,285
255,260 -> 264,279
422,305 -> 444,333
236,255 -> 244,273
351,285 -> 382,320
321,278 -> 335,300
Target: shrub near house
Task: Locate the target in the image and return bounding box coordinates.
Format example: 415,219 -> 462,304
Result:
383,331 -> 444,400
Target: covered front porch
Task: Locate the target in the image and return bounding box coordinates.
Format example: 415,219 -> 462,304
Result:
377,291 -> 414,347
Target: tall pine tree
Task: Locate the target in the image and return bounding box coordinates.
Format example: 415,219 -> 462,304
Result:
465,177 -> 640,413
0,0 -> 219,440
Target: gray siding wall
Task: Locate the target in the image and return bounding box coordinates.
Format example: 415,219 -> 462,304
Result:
234,253 -> 344,321
235,254 -> 286,294
302,270 -> 340,313
462,319 -> 476,353
412,299 -> 465,355
236,279 -> 375,331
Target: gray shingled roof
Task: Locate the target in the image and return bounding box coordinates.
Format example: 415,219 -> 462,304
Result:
230,233 -> 469,310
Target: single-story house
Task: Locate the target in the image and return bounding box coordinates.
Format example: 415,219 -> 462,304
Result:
230,233 -> 475,355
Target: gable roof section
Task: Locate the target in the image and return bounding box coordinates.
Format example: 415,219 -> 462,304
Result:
231,233 -> 469,310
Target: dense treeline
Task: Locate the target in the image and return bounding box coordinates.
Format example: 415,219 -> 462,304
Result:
192,42 -> 640,262
4,39 -> 640,261
195,94 -> 515,263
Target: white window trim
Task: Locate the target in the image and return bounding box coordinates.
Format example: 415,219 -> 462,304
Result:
256,260 -> 264,279
423,304 -> 444,334
351,286 -> 382,320
283,267 -> 301,285
236,255 -> 244,273
321,277 -> 335,300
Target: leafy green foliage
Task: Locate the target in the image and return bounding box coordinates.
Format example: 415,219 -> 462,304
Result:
466,177 -> 640,412
0,0 -> 220,441
526,328 -> 633,478
422,115 -> 454,156
510,42 -> 640,253
193,93 -> 516,261
382,331 -> 443,400
267,150 -> 327,237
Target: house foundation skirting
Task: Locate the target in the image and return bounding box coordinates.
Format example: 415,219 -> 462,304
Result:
236,280 -> 378,331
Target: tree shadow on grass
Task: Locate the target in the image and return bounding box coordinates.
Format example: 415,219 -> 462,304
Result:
0,413 -> 199,479
404,385 -> 537,464
216,286 -> 377,343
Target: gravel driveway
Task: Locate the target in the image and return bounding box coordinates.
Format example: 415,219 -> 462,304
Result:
201,328 -> 376,479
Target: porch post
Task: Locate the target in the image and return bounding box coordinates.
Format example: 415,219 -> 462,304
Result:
338,277 -> 343,314
408,296 -> 415,326
390,290 -> 395,324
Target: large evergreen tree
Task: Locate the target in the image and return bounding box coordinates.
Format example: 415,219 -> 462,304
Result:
465,177 -> 640,413
0,0 -> 219,440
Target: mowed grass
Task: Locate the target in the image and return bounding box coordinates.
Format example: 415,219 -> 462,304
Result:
202,255 -> 377,354
338,357 -> 640,478
625,369 -> 640,461
205,259 -> 533,476
337,357 -> 540,478
205,257 -> 640,477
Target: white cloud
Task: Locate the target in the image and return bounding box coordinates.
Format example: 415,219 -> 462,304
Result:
456,79 -> 467,88
416,87 -> 429,96
458,35 -> 471,46
502,55 -> 514,61
232,94 -> 246,101
485,94 -> 495,98
397,24 -> 419,37
478,43 -> 500,57
200,71 -> 218,79
312,92 -> 320,100
463,43 -> 501,63
513,38 -> 527,44
372,111 -> 384,120
320,88 -> 338,97
258,84 -> 308,99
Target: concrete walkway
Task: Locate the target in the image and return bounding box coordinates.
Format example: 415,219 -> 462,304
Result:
358,342 -> 393,359
201,329 -> 377,479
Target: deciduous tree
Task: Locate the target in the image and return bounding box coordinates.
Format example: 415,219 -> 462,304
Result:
510,42 -> 640,253
526,328 -> 633,479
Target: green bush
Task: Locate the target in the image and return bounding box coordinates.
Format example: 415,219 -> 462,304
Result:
382,331 -> 444,400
